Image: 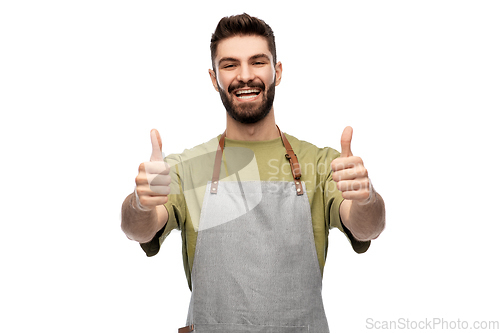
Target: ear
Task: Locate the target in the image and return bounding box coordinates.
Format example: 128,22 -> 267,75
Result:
208,69 -> 219,92
275,61 -> 283,86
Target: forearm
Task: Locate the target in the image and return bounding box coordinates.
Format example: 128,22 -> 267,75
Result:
121,192 -> 161,243
341,192 -> 386,241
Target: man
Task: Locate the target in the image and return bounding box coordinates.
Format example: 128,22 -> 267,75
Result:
121,13 -> 385,333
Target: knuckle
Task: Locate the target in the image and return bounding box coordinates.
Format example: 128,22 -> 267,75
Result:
349,156 -> 362,165
136,186 -> 147,196
359,167 -> 368,178
159,196 -> 169,206
150,174 -> 160,185
135,174 -> 147,185
139,197 -> 149,207
331,172 -> 337,182
331,159 -> 345,171
333,172 -> 341,182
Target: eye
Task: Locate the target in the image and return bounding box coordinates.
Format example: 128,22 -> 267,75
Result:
221,63 -> 236,69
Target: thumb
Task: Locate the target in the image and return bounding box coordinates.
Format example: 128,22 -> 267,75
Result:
150,129 -> 163,162
340,126 -> 353,157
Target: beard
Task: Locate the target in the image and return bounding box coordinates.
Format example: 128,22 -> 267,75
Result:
218,79 -> 276,124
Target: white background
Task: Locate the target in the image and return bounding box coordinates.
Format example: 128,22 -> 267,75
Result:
1,0 -> 499,332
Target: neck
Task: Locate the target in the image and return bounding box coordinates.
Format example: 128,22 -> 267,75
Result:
225,107 -> 279,141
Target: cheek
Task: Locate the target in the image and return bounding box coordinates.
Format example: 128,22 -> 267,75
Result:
216,76 -> 225,91
263,68 -> 276,84
215,71 -> 231,91
216,67 -> 275,90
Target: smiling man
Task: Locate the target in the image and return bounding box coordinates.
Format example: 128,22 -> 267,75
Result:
212,36 -> 278,126
121,13 -> 385,333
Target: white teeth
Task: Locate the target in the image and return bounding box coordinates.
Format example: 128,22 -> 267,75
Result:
235,89 -> 260,96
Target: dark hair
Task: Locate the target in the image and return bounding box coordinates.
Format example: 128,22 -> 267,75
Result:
210,13 -> 277,70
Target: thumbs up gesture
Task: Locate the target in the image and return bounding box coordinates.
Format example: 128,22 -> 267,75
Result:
330,126 -> 372,202
134,129 -> 171,210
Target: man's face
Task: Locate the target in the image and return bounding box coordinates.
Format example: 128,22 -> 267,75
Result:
209,35 -> 282,124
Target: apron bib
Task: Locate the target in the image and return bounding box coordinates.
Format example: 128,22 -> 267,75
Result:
179,128 -> 330,333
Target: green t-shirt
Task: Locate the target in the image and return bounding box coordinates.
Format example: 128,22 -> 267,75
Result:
141,133 -> 370,290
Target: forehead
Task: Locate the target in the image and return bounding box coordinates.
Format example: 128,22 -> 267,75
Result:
215,35 -> 272,63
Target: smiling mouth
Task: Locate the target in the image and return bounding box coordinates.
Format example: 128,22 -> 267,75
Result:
234,88 -> 261,100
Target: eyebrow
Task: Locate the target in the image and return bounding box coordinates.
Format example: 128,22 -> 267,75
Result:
218,53 -> 271,66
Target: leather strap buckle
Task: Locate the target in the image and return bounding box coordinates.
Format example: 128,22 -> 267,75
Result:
285,153 -> 302,180
279,126 -> 303,196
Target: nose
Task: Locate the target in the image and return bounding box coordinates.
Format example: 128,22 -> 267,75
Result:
236,63 -> 255,83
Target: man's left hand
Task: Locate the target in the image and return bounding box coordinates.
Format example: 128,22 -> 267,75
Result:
330,126 -> 373,202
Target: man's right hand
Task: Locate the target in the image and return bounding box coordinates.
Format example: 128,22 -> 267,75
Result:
135,129 -> 171,210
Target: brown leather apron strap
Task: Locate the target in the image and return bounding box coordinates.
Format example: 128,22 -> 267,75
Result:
276,126 -> 304,195
210,131 -> 226,194
210,126 -> 303,196
178,324 -> 194,333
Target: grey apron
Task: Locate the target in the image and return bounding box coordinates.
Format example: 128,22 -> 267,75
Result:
179,127 -> 330,333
